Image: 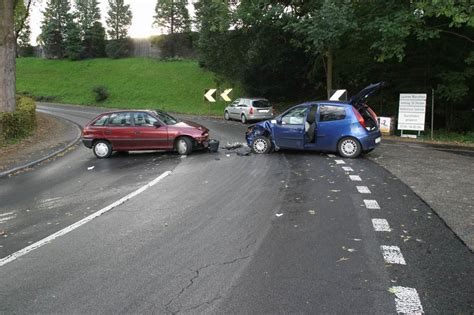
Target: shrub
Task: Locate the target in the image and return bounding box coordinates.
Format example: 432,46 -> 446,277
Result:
106,38 -> 132,59
0,96 -> 37,144
92,85 -> 109,102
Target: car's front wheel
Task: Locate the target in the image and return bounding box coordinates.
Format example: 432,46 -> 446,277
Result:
241,114 -> 247,124
93,140 -> 112,159
338,137 -> 361,158
176,137 -> 193,155
252,136 -> 272,154
224,111 -> 230,120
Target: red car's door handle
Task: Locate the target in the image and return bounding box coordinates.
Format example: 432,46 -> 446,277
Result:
135,131 -> 141,135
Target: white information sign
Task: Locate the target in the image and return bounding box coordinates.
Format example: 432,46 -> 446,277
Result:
397,94 -> 427,131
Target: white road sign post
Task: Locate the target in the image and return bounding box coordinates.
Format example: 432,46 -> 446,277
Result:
397,94 -> 427,136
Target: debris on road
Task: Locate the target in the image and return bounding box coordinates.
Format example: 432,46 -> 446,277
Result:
87,166 -> 95,170
308,210 -> 316,215
337,257 -> 349,262
276,213 -> 284,217
223,142 -> 243,150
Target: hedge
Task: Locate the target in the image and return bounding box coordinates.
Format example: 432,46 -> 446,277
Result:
0,96 -> 36,144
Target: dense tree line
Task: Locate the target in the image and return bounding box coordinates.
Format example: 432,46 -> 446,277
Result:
39,0 -> 132,60
194,0 -> 473,132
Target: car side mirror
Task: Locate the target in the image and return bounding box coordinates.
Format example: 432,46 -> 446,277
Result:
276,117 -> 282,125
153,121 -> 162,128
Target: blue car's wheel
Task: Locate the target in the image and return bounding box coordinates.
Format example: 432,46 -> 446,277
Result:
338,137 -> 361,158
252,136 -> 271,154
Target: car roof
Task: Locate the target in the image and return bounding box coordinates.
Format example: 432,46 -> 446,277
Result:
297,100 -> 351,107
100,109 -> 157,115
238,97 -> 268,101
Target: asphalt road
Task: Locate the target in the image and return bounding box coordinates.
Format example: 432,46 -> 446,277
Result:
0,104 -> 472,314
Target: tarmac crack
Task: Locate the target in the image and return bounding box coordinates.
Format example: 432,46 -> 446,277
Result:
164,255 -> 251,314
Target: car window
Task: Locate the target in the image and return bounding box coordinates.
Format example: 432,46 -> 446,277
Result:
319,105 -> 346,122
239,99 -> 247,107
93,114 -> 109,126
108,112 -> 131,126
252,100 -> 270,108
281,107 -> 308,125
231,99 -> 239,107
133,112 -> 158,127
154,111 -> 178,125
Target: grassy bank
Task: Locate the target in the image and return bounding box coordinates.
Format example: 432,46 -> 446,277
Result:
16,58 -> 240,116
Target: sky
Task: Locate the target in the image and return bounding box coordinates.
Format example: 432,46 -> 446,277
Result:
29,0 -> 194,45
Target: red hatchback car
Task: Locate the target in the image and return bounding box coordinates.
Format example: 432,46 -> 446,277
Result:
82,110 -> 210,158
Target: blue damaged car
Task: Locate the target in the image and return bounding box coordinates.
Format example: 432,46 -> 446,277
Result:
245,82 -> 384,158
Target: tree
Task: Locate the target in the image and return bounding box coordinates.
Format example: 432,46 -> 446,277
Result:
106,0 -> 131,40
40,0 -> 72,59
14,0 -> 32,56
74,0 -> 104,58
0,0 -> 16,113
154,0 -> 190,35
105,0 -> 131,58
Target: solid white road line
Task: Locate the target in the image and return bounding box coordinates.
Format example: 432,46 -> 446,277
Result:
349,175 -> 362,181
381,245 -> 406,265
335,160 -> 346,165
356,186 -> 371,194
342,166 -> 354,172
390,286 -> 424,314
372,218 -> 392,232
0,171 -> 172,267
364,199 -> 381,209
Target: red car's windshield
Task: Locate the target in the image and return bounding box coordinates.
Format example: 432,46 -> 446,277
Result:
153,111 -> 179,125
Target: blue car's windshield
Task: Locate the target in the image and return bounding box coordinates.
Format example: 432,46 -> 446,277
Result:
281,107 -> 308,125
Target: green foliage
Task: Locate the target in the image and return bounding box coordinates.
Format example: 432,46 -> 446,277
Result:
14,0 -> 31,49
16,58 -> 242,115
83,21 -> 106,58
150,33 -> 197,59
65,19 -> 83,60
92,85 -> 109,102
105,38 -> 131,59
0,97 -> 36,143
154,0 -> 190,35
40,0 -> 72,59
106,0 -> 132,40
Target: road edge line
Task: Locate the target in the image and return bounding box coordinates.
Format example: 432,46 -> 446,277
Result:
0,171 -> 172,267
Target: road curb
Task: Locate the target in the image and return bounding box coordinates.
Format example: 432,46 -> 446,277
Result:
0,113 -> 82,178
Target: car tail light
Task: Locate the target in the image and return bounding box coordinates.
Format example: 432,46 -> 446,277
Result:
366,107 -> 379,126
352,107 -> 366,129
249,107 -> 254,115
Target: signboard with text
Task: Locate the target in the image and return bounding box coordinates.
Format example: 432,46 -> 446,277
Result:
397,94 -> 427,131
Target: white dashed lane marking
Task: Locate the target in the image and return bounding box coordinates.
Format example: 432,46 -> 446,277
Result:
372,218 -> 392,232
349,175 -> 362,181
364,199 -> 380,209
335,160 -> 345,165
381,245 -> 406,265
356,186 -> 371,194
390,286 -> 424,314
342,166 -> 354,172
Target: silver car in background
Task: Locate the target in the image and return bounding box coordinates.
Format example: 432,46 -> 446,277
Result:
224,98 -> 274,124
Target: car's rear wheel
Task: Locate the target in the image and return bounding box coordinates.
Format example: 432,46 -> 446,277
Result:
241,114 -> 247,124
176,137 -> 193,155
93,140 -> 112,159
338,137 -> 361,158
252,136 -> 272,154
224,111 -> 230,120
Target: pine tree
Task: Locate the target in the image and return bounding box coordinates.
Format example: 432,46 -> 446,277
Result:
154,0 -> 190,35
106,0 -> 132,40
105,0 -> 132,58
40,0 -> 72,59
74,0 -> 105,58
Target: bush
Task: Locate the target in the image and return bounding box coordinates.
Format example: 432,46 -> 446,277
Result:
150,33 -> 197,59
106,39 -> 132,59
0,96 -> 37,144
92,85 -> 109,102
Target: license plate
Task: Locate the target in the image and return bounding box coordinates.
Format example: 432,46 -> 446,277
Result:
375,137 -> 381,144
258,109 -> 269,113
